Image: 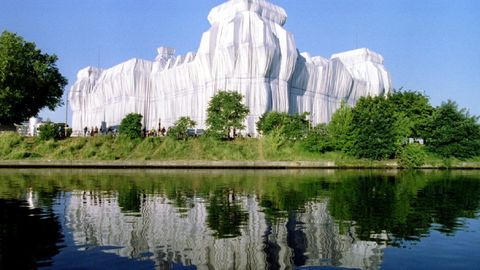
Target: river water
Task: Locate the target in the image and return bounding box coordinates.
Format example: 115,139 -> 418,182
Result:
0,169 -> 479,269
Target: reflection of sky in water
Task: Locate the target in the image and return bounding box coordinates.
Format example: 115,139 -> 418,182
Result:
382,218 -> 480,270
0,170 -> 479,269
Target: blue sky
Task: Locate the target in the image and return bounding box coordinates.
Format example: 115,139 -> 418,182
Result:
1,0 -> 479,123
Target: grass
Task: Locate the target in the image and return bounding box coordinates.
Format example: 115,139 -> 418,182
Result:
1,131 -> 479,168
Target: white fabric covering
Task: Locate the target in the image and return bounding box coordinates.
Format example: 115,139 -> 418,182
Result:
69,0 -> 391,135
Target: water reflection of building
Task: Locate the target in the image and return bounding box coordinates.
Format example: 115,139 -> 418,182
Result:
67,192 -> 384,269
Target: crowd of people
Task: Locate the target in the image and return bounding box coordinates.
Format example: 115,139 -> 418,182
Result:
83,126 -> 116,137
82,126 -> 167,137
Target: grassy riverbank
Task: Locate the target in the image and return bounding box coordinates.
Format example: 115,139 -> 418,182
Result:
1,132 -> 479,168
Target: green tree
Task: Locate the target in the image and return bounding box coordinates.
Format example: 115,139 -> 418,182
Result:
257,111 -> 310,141
119,113 -> 143,140
0,31 -> 67,125
257,111 -> 290,135
388,89 -> 433,139
168,116 -> 196,140
349,96 -> 408,160
425,100 -> 480,159
206,91 -> 249,139
328,101 -> 354,152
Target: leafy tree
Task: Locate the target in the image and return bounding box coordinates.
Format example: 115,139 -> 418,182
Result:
168,116 -> 196,140
0,31 -> 67,125
425,100 -> 480,159
349,96 -> 409,160
328,101 -> 354,152
206,91 -> 249,139
388,89 -> 433,139
119,113 -> 143,140
257,111 -> 310,140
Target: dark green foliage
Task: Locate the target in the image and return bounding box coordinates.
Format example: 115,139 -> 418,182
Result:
349,96 -> 408,160
168,116 -> 196,140
0,31 -> 67,125
302,124 -> 332,153
206,189 -> 248,238
425,100 -> 480,159
387,89 -> 434,139
327,102 -> 354,152
38,122 -> 66,141
257,111 -> 291,135
206,91 -> 249,139
257,111 -> 310,141
398,143 -> 427,168
117,183 -> 141,213
119,113 -> 143,140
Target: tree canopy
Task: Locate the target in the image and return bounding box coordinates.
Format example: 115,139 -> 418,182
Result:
257,111 -> 310,141
168,116 -> 196,140
349,95 -> 408,160
119,113 -> 143,139
327,101 -> 354,152
387,89 -> 433,139
206,90 -> 249,139
0,31 -> 67,125
424,100 -> 480,158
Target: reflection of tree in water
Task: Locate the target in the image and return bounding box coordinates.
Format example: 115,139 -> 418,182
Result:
0,199 -> 63,269
413,175 -> 480,234
1,170 -> 480,268
206,188 -> 248,238
260,181 -> 325,222
329,172 -> 480,245
117,182 -> 142,213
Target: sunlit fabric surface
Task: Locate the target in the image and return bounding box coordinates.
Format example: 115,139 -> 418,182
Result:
69,0 -> 391,135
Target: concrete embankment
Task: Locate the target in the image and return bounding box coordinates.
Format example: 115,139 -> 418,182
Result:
0,160 -> 480,169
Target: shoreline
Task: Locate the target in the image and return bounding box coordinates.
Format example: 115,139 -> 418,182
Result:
1,160 -> 480,170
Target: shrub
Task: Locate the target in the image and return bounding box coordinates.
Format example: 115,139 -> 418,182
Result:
168,116 -> 196,140
119,113 -> 143,140
327,102 -> 354,152
38,122 -> 60,141
398,143 -> 427,168
302,124 -> 332,153
257,111 -> 310,141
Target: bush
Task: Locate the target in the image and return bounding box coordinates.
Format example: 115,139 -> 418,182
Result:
168,117 -> 196,140
119,113 -> 143,140
302,124 -> 332,153
38,122 -> 60,141
327,102 -> 354,152
398,143 -> 427,168
257,111 -> 310,141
